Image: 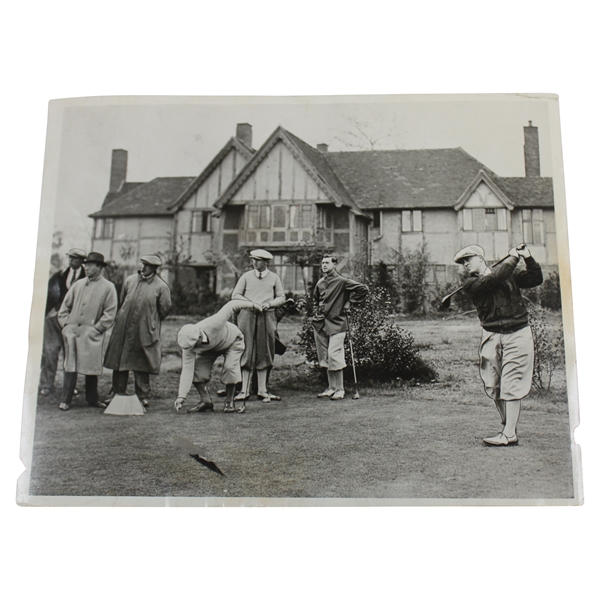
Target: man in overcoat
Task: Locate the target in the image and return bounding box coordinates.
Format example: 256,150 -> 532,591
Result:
57,252 -> 118,410
39,248 -> 87,395
104,255 -> 172,407
231,249 -> 286,402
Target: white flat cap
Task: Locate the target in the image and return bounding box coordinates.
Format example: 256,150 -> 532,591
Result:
249,249 -> 273,261
177,324 -> 200,350
140,254 -> 162,266
453,245 -> 485,264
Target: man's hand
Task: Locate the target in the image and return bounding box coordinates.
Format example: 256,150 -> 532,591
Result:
174,398 -> 185,412
516,244 -> 531,259
508,247 -> 520,258
252,303 -> 263,312
261,302 -> 271,311
342,303 -> 351,316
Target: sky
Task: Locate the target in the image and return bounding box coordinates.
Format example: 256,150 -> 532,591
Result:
52,94 -> 555,253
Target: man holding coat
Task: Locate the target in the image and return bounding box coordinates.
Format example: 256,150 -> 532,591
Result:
104,255 -> 172,407
57,252 -> 118,410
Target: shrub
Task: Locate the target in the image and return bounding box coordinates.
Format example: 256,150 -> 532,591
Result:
398,243 -> 429,314
523,271 -> 562,311
170,281 -> 227,317
528,303 -> 565,391
297,286 -> 438,383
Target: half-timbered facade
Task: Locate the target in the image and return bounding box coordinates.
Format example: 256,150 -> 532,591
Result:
89,121 -> 555,296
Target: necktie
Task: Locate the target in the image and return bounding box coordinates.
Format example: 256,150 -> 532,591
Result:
68,269 -> 77,288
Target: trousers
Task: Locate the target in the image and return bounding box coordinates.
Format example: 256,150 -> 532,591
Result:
112,370 -> 151,399
40,313 -> 63,390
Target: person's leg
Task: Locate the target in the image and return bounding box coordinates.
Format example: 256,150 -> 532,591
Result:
187,354 -> 215,412
237,368 -> 251,399
328,333 -> 347,400
503,400 -> 521,438
314,329 -> 335,396
60,371 -> 78,409
134,371 -> 151,406
223,337 -> 245,412
40,315 -> 63,393
112,370 -> 129,395
85,375 -> 104,407
479,331 -> 505,424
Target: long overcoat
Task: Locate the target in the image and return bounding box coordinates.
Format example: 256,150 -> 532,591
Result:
58,275 -> 118,375
103,273 -> 172,374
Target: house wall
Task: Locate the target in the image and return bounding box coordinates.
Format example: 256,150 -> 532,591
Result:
175,147 -> 251,266
92,216 -> 173,267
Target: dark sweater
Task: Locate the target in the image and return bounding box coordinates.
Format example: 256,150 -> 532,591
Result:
463,256 -> 543,333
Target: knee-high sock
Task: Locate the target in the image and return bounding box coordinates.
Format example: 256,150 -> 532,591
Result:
494,399 -> 506,425
503,400 -> 521,438
257,369 -> 268,396
240,368 -> 251,395
333,369 -> 344,391
327,370 -> 335,389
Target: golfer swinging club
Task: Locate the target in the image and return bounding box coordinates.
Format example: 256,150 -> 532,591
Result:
454,243 -> 543,446
312,254 -> 367,400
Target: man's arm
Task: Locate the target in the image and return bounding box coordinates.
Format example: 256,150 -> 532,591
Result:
263,275 -> 286,309
57,284 -> 75,328
177,348 -> 196,400
212,300 -> 255,324
231,274 -> 248,301
514,246 -> 543,289
344,278 -> 368,311
95,284 -> 118,333
158,283 -> 172,321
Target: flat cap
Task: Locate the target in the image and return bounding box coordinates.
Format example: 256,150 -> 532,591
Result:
177,324 -> 200,350
140,254 -> 162,267
453,245 -> 485,264
250,249 -> 273,261
67,248 -> 87,259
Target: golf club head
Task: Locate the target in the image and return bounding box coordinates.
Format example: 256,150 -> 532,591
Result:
237,404 -> 246,414
353,392 -> 360,400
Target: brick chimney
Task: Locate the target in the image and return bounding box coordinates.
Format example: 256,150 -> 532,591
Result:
236,123 -> 252,148
109,149 -> 128,192
317,143 -> 329,153
524,121 -> 540,177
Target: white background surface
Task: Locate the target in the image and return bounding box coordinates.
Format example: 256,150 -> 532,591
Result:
1,1 -> 596,597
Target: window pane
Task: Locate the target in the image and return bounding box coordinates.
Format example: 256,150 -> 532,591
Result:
301,205 -> 312,229
522,209 -> 532,222
532,209 -> 543,222
106,219 -> 114,238
260,206 -> 271,229
260,231 -> 269,242
497,208 -> 507,231
401,211 -> 411,232
462,209 -> 473,231
203,212 -> 211,232
273,205 -> 286,228
523,221 -> 533,244
290,206 -> 299,228
412,210 -> 422,232
248,206 -> 259,229
473,209 -> 485,232
485,208 -> 497,231
533,221 -> 544,245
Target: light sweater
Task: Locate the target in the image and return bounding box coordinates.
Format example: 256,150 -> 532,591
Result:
231,270 -> 285,308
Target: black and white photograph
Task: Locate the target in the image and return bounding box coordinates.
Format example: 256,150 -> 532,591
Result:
2,2 -> 598,597
18,93 -> 580,505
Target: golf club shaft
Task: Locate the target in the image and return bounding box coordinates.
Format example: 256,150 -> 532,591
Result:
345,314 -> 359,397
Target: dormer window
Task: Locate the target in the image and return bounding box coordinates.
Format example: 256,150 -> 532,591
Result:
462,208 -> 507,231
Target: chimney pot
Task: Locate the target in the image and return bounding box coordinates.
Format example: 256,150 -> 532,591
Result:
110,149 -> 128,192
236,123 -> 252,148
317,143 -> 329,153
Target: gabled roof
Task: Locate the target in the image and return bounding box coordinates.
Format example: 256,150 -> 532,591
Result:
492,177 -> 554,207
102,182 -> 144,208
90,177 -> 196,218
167,136 -> 255,212
324,147 -> 495,210
454,170 -> 515,211
214,126 -> 368,217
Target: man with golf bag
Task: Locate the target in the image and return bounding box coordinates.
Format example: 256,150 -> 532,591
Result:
453,243 -> 543,446
312,254 -> 367,400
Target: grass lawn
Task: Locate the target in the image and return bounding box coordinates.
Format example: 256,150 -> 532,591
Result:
26,313 -> 575,502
